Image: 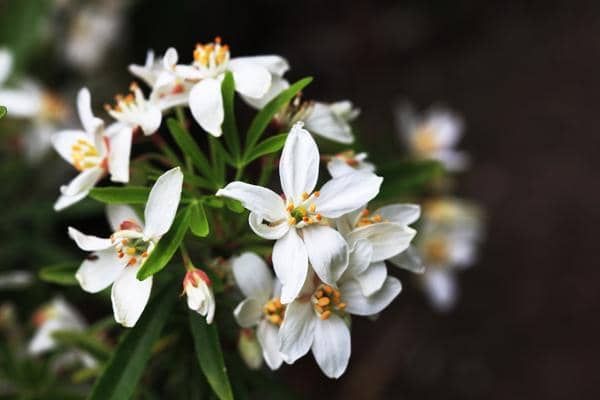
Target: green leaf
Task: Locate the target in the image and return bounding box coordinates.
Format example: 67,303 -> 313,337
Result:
244,77 -> 313,159
221,72 -> 240,163
89,281 -> 177,400
190,202 -> 209,237
89,186 -> 150,204
0,106 -> 6,119
244,133 -> 288,164
203,196 -> 225,208
378,160 -> 444,200
51,330 -> 111,362
167,118 -> 215,184
224,198 -> 244,213
137,207 -> 191,281
189,313 -> 234,400
38,262 -> 78,285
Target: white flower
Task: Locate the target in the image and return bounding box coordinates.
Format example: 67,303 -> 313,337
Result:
28,298 -> 95,367
395,104 -> 468,171
304,100 -> 359,144
278,268 -> 401,378
238,328 -> 264,370
327,151 -> 375,178
231,252 -> 284,370
52,87 -> 132,210
0,270 -> 33,290
182,267 -> 215,324
70,167 -> 183,327
175,37 -> 288,136
104,82 -> 162,136
217,123 -> 382,303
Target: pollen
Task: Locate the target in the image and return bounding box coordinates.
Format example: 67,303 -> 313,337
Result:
309,204 -> 316,212
302,192 -> 309,200
193,37 -> 230,68
314,191 -> 320,197
288,216 -> 297,225
263,298 -> 285,326
127,257 -> 137,266
126,247 -> 136,256
320,310 -> 331,320
71,138 -> 100,171
313,283 -> 346,319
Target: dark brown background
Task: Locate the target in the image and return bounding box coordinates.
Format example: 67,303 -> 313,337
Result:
109,0 -> 600,398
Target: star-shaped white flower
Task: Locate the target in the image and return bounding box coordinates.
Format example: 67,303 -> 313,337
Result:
175,37 -> 289,136
52,88 -> 132,210
326,151 -> 375,178
278,266 -> 401,378
231,252 -> 285,370
69,167 -> 183,327
104,82 -> 162,136
217,123 -> 382,303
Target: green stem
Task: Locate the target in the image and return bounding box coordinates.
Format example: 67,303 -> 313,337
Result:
175,107 -> 194,173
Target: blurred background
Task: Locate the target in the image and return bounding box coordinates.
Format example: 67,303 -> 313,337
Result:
1,0 -> 598,399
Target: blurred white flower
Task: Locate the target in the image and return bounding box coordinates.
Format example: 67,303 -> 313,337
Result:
104,82 -> 162,136
395,103 -> 468,171
327,151 -> 375,178
231,252 -> 284,370
217,123 -> 382,303
183,267 -> 215,324
69,168 -> 183,327
278,268 -> 401,378
238,328 -> 264,370
0,270 -> 33,290
28,298 -> 95,367
52,88 -> 132,210
174,37 -> 289,136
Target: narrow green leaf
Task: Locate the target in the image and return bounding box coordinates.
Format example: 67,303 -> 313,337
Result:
136,207 -> 191,280
221,72 -> 240,162
0,106 -> 6,119
203,196 -> 225,208
89,281 -> 177,400
208,136 -> 230,185
38,263 -> 78,285
51,330 -> 111,362
167,118 -> 215,183
244,133 -> 288,164
224,198 -> 244,213
244,77 -> 312,159
190,202 -> 209,237
89,186 -> 150,204
189,313 -> 234,400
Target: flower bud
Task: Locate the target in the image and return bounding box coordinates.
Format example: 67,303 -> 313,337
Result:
182,268 -> 215,324
238,328 -> 263,370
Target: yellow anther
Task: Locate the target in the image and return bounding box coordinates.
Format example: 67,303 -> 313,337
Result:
302,192 -> 309,200
320,310 -> 331,320
309,204 -> 316,212
373,215 -> 383,223
314,191 -> 320,197
126,247 -> 136,256
268,314 -> 282,325
302,216 -> 310,223
315,214 -> 322,221
315,290 -> 323,298
362,209 -> 370,216
266,303 -> 277,313
317,297 -> 330,307
337,302 -> 346,310
288,216 -> 297,225
286,203 -> 294,212
323,285 -> 333,294
142,252 -> 148,258
121,239 -> 128,245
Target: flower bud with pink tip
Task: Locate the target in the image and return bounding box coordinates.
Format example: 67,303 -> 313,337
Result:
183,267 -> 215,324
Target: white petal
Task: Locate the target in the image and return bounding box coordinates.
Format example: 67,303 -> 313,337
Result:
111,264 -> 153,327
232,55 -> 289,76
272,229 -> 308,304
0,49 -> 12,85
348,224 -> 416,262
139,103 -> 162,135
128,49 -> 155,86
233,298 -> 263,328
355,261 -> 387,297
77,87 -> 103,135
189,78 -> 224,137
279,300 -> 315,364
257,319 -> 283,370
314,172 -> 382,218
28,319 -> 61,354
423,269 -> 457,312
436,150 -> 469,171
106,205 -> 143,232
76,247 -> 125,293
231,252 -> 274,300
54,168 -> 104,211
51,129 -> 89,165
345,239 -> 373,277
279,122 -> 319,201
375,204 -> 421,225
216,182 -> 286,223
0,87 -> 42,117
304,102 -> 354,144
341,276 -> 401,316
388,245 -> 425,273
248,212 -> 290,240
311,314 -> 351,379
107,126 -> 132,183
163,47 -> 178,68
241,76 -> 289,110
303,225 -> 348,285
143,167 -> 183,239
326,158 -> 356,178
68,227 -> 112,251
228,59 -> 271,99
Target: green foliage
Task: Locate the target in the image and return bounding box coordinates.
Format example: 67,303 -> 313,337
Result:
136,207 -> 191,280
0,106 -> 6,119
89,187 -> 150,204
189,201 -> 210,237
189,312 -> 234,400
378,159 -> 444,200
244,133 -> 288,164
38,262 -> 79,285
51,330 -> 112,362
221,72 -> 241,163
88,280 -> 177,400
167,118 -> 216,185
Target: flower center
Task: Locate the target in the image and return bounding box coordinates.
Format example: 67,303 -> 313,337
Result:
356,208 -> 385,227
71,138 -> 102,171
111,222 -> 152,267
274,95 -> 314,129
263,298 -> 285,326
286,191 -> 322,227
104,82 -> 148,120
335,150 -> 360,167
422,237 -> 449,265
412,124 -> 439,155
192,37 -> 230,76
312,284 -> 346,320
